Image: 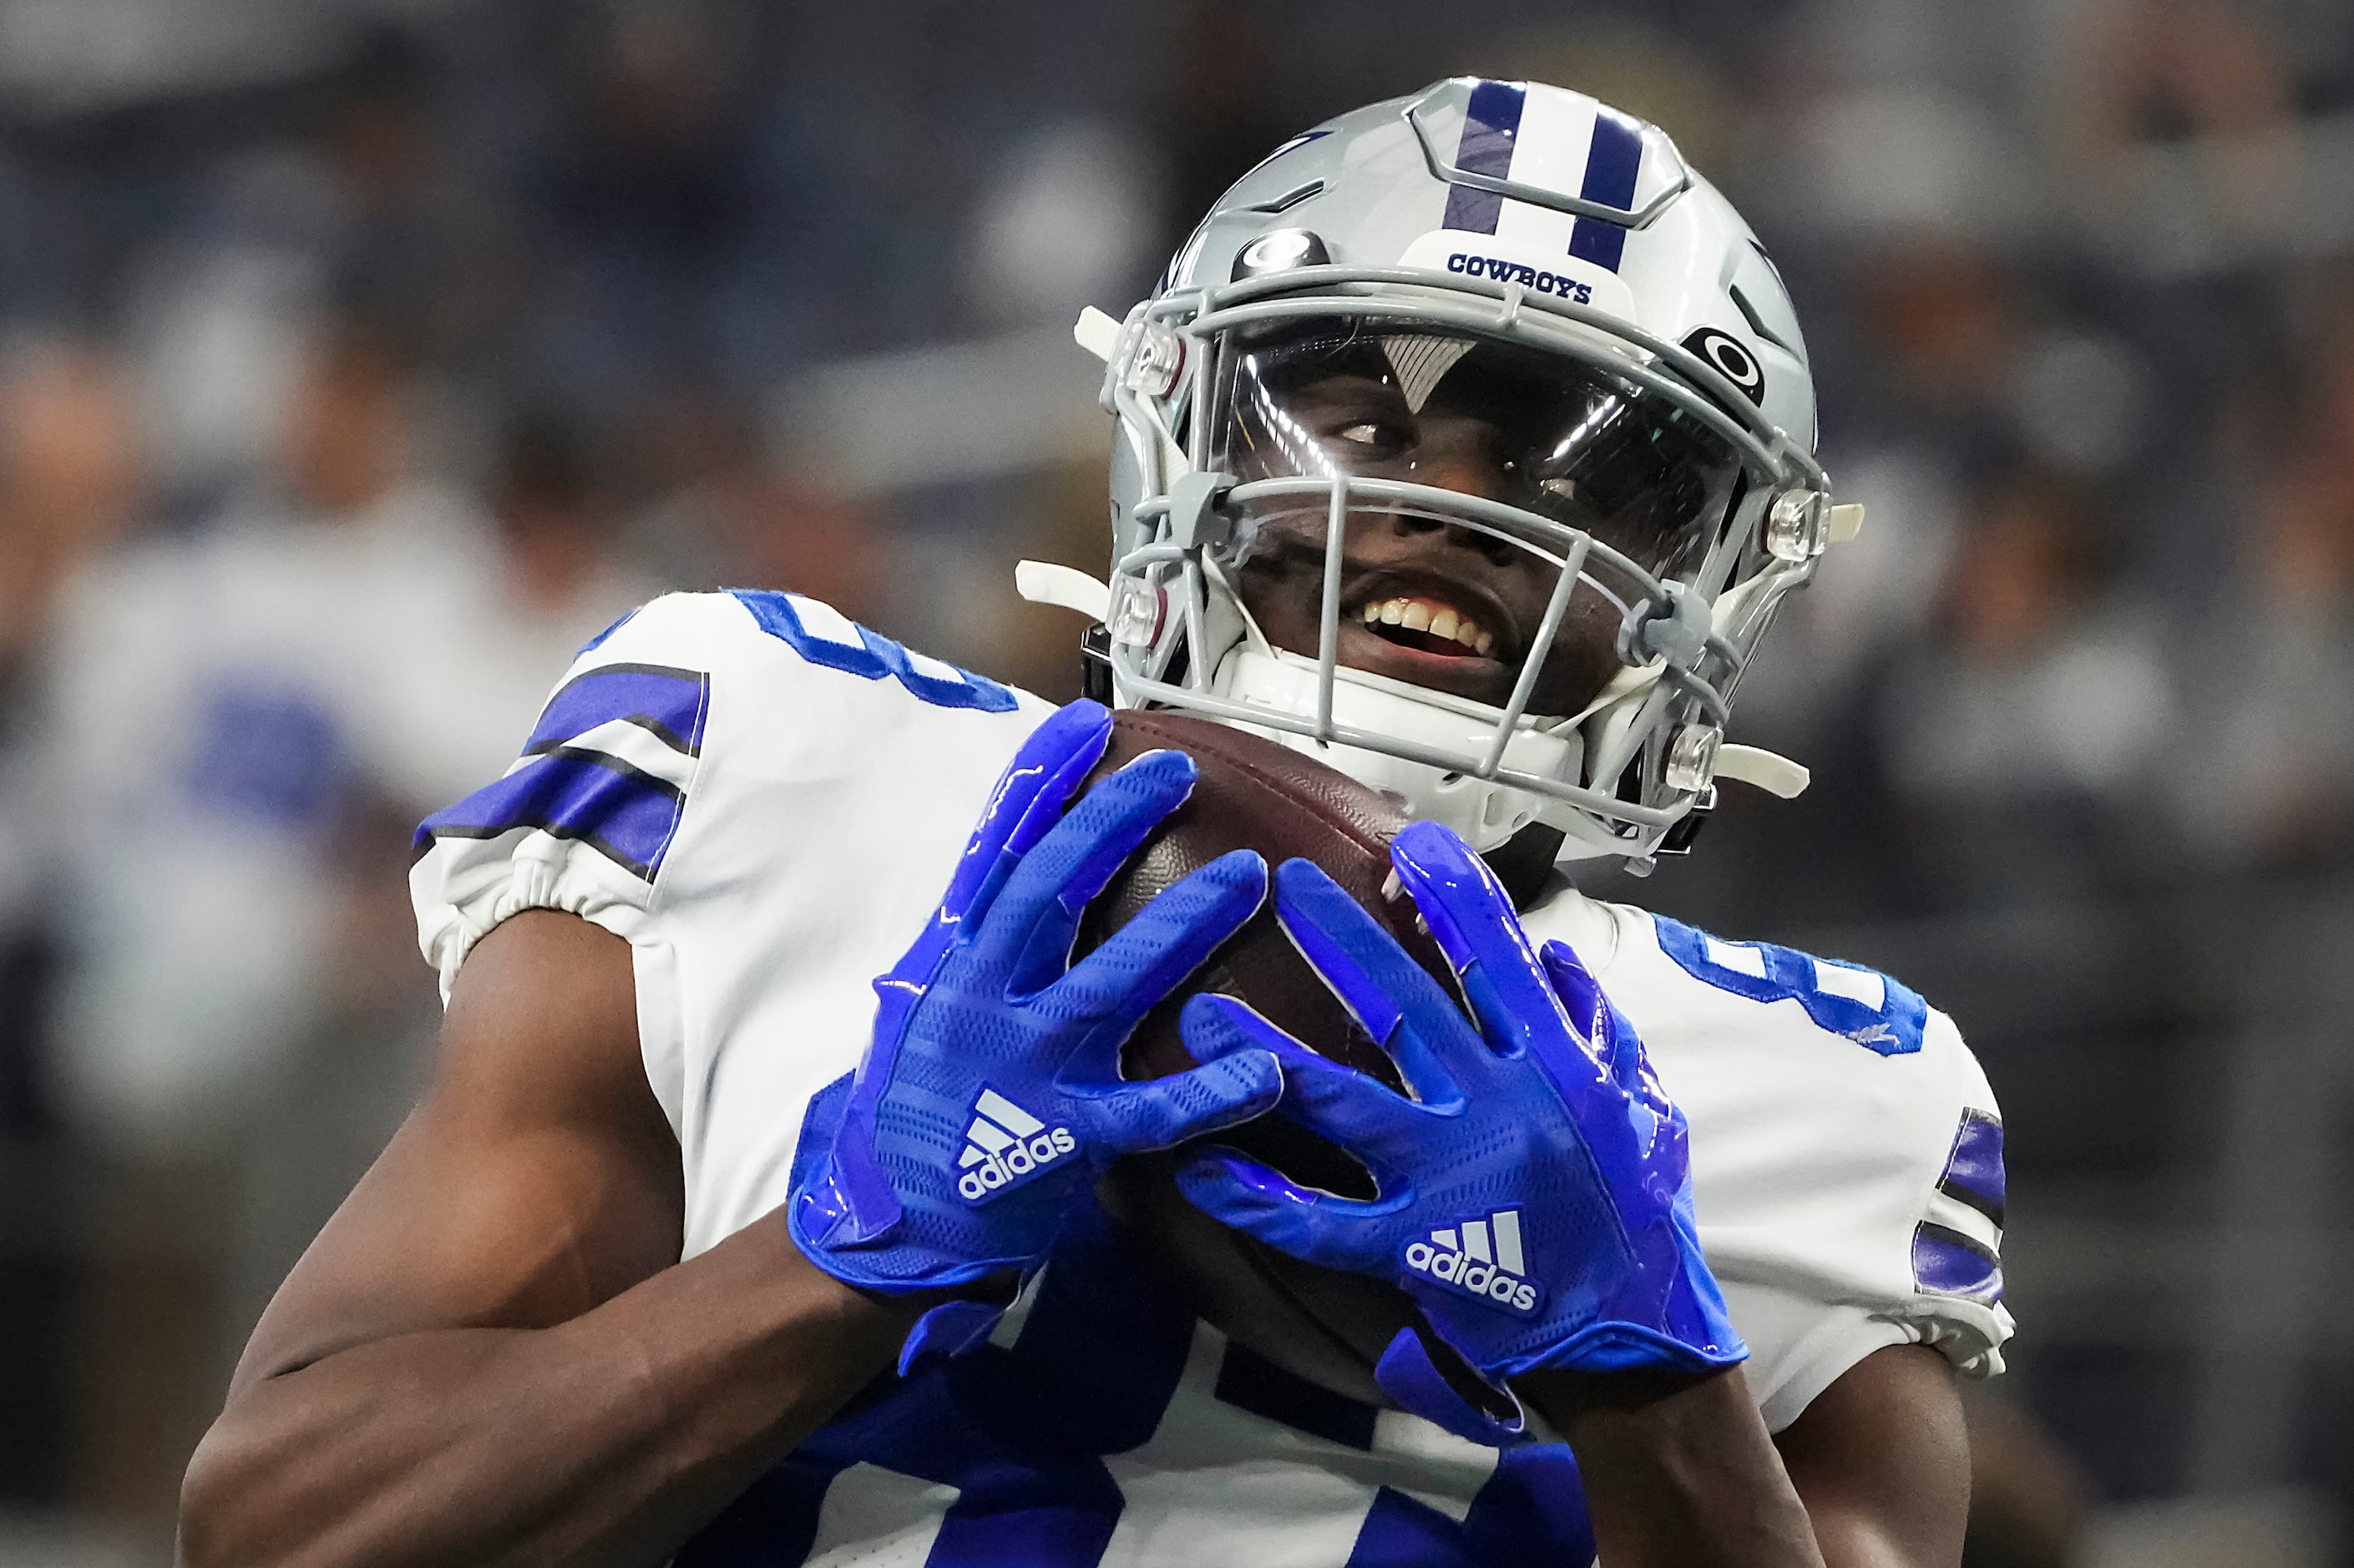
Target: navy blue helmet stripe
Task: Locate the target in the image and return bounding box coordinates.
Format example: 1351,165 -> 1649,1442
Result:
413,751 -> 688,880
1567,109 -> 1644,271
524,663 -> 710,759
1442,78 -> 1525,235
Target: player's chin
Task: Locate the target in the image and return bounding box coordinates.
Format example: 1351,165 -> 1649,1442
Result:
1335,620 -> 1516,707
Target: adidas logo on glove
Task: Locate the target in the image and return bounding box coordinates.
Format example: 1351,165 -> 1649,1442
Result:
955,1088 -> 1076,1202
1404,1209 -> 1541,1314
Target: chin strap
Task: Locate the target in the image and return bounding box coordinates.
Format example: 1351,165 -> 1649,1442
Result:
1715,744 -> 1810,799
1016,561 -> 1111,621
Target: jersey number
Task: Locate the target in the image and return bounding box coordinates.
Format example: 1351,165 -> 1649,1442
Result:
1652,915 -> 1926,1056
732,589 -> 1019,713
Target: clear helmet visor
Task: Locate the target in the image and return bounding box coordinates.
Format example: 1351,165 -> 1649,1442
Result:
1207,315 -> 1746,722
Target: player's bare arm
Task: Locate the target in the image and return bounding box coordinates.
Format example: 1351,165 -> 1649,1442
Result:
178,910 -> 924,1568
1521,1348 -> 1970,1568
185,705 -> 1282,1567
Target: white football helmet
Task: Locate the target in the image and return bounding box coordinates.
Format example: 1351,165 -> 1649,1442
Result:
1029,78 -> 1857,867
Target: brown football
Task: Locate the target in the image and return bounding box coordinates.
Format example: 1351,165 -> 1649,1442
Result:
1078,709 -> 1446,1404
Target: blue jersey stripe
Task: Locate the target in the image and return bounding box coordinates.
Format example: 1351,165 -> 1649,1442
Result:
414,751 -> 686,879
1938,1110 -> 2006,1224
1349,1444 -> 1596,1566
1461,1446 -> 1594,1565
1442,79 -> 1525,235
524,663 -> 709,758
676,1202 -> 1195,1566
926,1469 -> 1126,1567
1912,1223 -> 2002,1300
1349,1487 -> 1477,1566
1567,109 -> 1644,271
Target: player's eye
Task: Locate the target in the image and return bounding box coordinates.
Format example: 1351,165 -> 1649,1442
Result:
1539,476 -> 1578,503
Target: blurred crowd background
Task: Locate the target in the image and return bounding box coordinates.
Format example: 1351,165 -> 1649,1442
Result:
0,0 -> 2348,1563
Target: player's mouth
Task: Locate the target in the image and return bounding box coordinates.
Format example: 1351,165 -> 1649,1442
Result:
1355,594 -> 1498,659
1339,576 -> 1521,706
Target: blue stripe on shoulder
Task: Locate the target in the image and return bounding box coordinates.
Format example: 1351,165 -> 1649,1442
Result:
1941,1110 -> 2006,1221
1912,1223 -> 2003,1301
730,589 -> 1019,713
526,663 -> 710,757
413,751 -> 686,879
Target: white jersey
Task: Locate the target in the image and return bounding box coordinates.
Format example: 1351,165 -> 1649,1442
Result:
413,590 -> 2012,1568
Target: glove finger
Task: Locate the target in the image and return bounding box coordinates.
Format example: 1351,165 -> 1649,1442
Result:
1272,857 -> 1474,1101
1181,994 -> 1433,1159
1173,1147 -> 1392,1275
1540,940 -> 1658,1110
1052,849 -> 1265,1040
1067,1047 -> 1283,1153
1391,821 -> 1576,1060
945,701 -> 1114,928
985,748 -> 1198,989
1538,939 -> 1608,1051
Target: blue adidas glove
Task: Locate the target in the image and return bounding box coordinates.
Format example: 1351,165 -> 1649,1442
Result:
789,700 -> 1283,1302
1176,819 -> 1744,1399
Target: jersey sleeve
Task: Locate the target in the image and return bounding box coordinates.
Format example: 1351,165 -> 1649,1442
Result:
1894,1010 -> 2012,1376
1713,1007 -> 2012,1430
408,593 -> 717,998
1552,900 -> 2017,1431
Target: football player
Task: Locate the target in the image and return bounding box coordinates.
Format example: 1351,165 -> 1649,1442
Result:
181,79 -> 2008,1567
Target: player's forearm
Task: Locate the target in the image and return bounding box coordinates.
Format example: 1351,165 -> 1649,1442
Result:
1519,1367 -> 1827,1568
179,1212 -> 920,1568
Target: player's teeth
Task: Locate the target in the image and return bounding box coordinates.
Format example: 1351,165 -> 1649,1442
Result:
1450,615 -> 1481,649
1379,600 -> 1405,625
1429,609 -> 1460,641
1476,630 -> 1495,655
1361,602 -> 1380,625
1400,602 -> 1432,633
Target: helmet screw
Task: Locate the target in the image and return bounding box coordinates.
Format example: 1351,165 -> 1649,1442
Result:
1125,321 -> 1185,399
1106,574 -> 1167,648
1665,723 -> 1724,793
1764,490 -> 1828,563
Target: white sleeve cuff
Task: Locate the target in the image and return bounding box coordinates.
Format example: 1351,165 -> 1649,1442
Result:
1721,1279 -> 1914,1433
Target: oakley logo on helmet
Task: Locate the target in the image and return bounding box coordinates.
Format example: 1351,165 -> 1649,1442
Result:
1681,326 -> 1767,406
1404,1208 -> 1542,1314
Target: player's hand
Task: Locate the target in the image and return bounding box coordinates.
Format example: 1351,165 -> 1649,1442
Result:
1176,819 -> 1744,1402
789,700 -> 1282,1299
